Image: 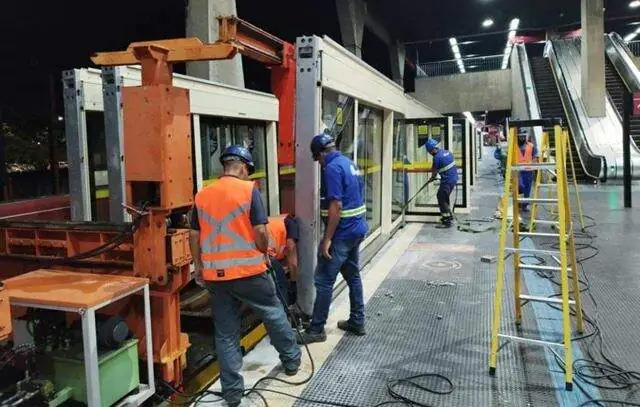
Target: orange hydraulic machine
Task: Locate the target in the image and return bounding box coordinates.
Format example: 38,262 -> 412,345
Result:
0,16 -> 296,386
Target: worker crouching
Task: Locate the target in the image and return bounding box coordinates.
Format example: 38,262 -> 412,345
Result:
297,133 -> 369,344
267,213 -> 300,307
424,139 -> 458,228
189,145 -> 301,407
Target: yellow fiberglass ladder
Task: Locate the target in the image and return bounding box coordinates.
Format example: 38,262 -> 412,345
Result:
489,118 -> 584,391
529,129 -> 586,233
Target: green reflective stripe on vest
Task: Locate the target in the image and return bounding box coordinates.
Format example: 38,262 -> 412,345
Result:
341,204 -> 367,217
438,161 -> 456,174
321,204 -> 367,218
203,254 -> 266,270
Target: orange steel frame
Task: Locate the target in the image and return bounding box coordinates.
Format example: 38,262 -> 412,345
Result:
0,16 -> 296,386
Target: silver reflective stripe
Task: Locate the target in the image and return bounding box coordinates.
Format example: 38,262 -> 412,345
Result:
203,254 -> 266,269
198,203 -> 256,254
438,161 -> 456,174
320,204 -> 366,218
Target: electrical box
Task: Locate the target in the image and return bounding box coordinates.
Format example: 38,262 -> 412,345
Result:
50,339 -> 140,407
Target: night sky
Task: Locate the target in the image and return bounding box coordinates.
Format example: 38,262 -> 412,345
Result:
1,0 -> 639,131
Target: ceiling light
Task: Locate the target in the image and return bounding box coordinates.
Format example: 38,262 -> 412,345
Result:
630,1 -> 640,9
482,18 -> 494,28
509,18 -> 520,31
459,40 -> 478,45
449,37 -> 457,46
625,32 -> 639,42
465,54 -> 479,58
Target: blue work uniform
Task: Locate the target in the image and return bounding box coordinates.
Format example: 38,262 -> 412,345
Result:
432,149 -> 458,220
310,151 -> 367,333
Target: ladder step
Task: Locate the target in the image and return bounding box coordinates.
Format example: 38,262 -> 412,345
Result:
531,219 -> 559,225
498,334 -> 564,348
505,247 -> 561,255
512,164 -> 556,171
518,263 -> 571,272
518,231 -> 562,238
517,198 -> 557,204
519,294 -> 575,305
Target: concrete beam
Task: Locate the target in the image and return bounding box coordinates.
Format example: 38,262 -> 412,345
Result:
581,0 -> 605,117
390,41 -> 406,85
186,0 -> 245,87
335,0 -> 365,58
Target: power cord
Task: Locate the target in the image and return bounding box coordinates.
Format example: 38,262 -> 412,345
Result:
160,267 -> 454,407
522,209 -> 640,406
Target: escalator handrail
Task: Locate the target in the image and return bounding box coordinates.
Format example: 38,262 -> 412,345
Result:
546,41 -> 607,180
606,33 -> 640,93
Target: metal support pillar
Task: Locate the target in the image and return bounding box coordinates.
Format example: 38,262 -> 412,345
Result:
62,70 -> 91,221
623,89 -> 632,208
102,67 -> 127,223
295,36 -> 323,316
381,110 -> 394,235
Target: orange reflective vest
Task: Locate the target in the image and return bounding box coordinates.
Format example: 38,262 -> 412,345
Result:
517,142 -> 534,164
267,214 -> 288,261
195,176 -> 267,281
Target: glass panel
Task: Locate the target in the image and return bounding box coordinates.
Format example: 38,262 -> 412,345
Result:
86,111 -> 109,221
452,121 -> 465,206
322,89 -> 355,159
199,117 -> 269,212
357,104 -> 383,234
392,113 -> 406,221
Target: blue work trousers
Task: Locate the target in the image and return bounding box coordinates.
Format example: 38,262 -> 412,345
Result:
206,273 -> 301,402
309,238 -> 365,333
269,256 -> 290,305
519,171 -> 534,198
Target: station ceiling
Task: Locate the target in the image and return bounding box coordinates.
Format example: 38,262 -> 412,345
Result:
368,0 -> 640,62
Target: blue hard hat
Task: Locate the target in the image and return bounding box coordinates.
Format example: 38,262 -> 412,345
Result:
310,132 -> 336,160
423,138 -> 439,152
220,145 -> 256,175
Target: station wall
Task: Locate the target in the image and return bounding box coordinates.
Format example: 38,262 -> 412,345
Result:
413,69 -> 512,113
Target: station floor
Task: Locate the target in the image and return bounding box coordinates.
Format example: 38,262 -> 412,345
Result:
200,148 -> 640,407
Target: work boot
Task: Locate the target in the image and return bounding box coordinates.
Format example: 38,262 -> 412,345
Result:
337,320 -> 366,336
283,361 -> 301,376
296,329 -> 327,344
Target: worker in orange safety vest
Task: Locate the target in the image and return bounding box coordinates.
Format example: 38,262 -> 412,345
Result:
517,127 -> 539,212
267,213 -> 299,306
189,145 -> 300,406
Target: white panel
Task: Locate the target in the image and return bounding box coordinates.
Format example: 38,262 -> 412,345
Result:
266,122 -> 280,215
192,114 -> 203,191
77,69 -> 105,112
381,110 -> 393,235
320,37 -> 440,118
77,67 -> 279,121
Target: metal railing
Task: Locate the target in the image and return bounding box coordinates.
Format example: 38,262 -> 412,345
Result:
417,55 -> 504,77
626,40 -> 640,56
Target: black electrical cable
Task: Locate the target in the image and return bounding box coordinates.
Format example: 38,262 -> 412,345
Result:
524,204 -> 640,405
163,265 -> 455,407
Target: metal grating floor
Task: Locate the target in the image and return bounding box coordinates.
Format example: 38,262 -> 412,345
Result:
293,153 -> 640,407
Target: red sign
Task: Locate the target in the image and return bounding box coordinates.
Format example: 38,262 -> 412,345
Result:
634,93 -> 640,117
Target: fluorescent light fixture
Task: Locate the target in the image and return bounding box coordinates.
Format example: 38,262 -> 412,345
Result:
465,54 -> 479,58
463,111 -> 476,125
57,116 -> 64,122
459,40 -> 478,45
624,26 -> 640,42
482,18 -> 494,28
449,37 -> 466,74
630,1 -> 640,9
499,18 -> 519,69
509,18 -> 520,31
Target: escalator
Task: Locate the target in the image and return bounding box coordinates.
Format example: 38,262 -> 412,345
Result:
529,56 -> 586,180
605,34 -> 640,148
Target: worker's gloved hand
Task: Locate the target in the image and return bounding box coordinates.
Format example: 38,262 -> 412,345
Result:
321,238 -> 332,260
